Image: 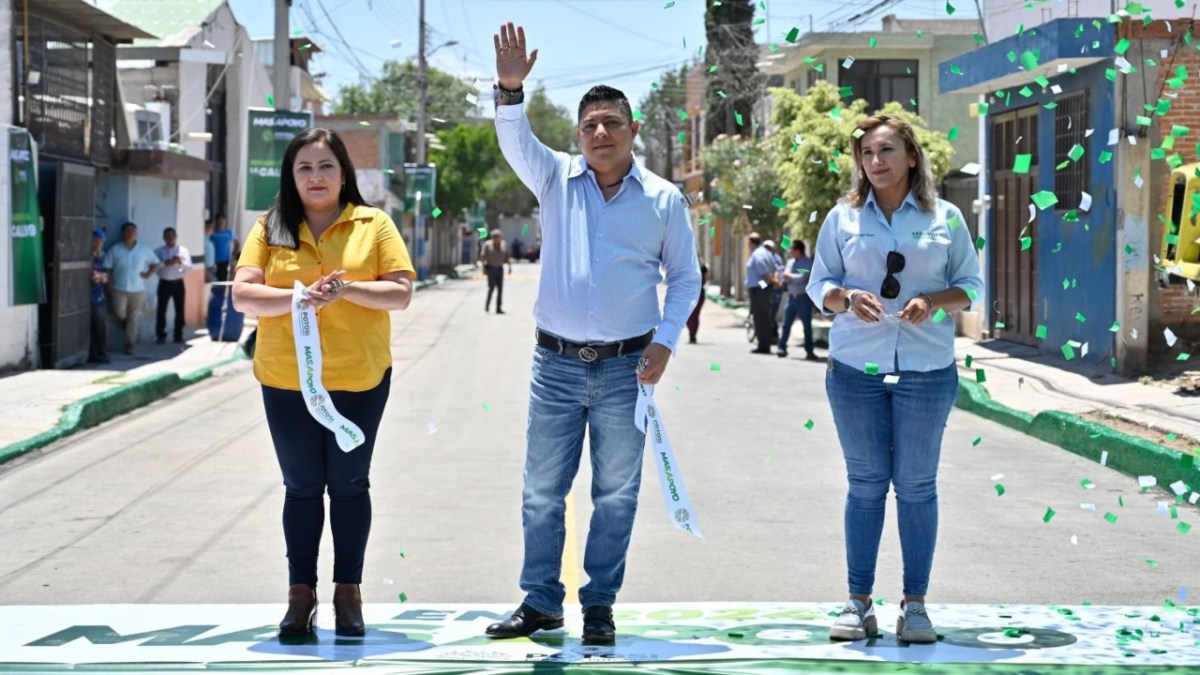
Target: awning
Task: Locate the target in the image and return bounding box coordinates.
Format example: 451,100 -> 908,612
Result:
939,18 -> 1114,96
108,149 -> 212,181
28,0 -> 156,43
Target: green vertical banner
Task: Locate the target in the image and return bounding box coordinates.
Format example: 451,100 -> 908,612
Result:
245,108 -> 313,210
403,164 -> 436,214
9,128 -> 46,306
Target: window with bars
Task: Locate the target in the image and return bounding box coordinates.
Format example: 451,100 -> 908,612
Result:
13,14 -> 114,164
1053,91 -> 1089,209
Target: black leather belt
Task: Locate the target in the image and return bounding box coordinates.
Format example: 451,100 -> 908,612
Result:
536,329 -> 654,363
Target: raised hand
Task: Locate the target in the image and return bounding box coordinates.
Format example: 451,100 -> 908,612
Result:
494,22 -> 538,90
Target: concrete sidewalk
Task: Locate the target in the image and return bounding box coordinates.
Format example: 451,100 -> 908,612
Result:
953,338 -> 1200,495
0,270 -> 466,465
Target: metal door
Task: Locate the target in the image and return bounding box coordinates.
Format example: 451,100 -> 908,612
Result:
990,106 -> 1040,345
38,162 -> 95,368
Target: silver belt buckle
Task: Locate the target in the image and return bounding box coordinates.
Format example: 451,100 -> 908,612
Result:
578,346 -> 599,362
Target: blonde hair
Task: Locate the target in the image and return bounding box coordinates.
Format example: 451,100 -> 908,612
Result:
846,114 -> 936,213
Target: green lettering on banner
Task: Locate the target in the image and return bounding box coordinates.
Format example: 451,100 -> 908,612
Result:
24,625 -> 218,647
8,129 -> 47,305
245,109 -> 313,210
660,451 -> 680,501
303,346 -> 317,394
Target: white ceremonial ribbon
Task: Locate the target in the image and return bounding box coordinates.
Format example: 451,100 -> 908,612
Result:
635,382 -> 702,538
291,280 -> 365,452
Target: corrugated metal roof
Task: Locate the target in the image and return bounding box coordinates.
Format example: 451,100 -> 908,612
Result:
29,0 -> 156,42
104,0 -> 224,46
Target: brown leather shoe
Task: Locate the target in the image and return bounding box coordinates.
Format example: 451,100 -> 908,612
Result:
278,584 -> 317,637
333,583 -> 365,636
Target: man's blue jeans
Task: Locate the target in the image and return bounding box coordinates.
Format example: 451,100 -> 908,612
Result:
520,345 -> 647,616
824,358 -> 959,597
778,294 -> 814,354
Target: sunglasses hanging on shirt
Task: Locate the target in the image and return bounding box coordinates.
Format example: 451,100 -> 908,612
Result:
881,251 -> 905,299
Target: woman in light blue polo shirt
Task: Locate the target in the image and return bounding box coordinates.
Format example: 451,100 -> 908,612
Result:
807,114 -> 983,644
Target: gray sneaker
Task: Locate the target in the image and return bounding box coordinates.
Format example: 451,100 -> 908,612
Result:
829,598 -> 877,641
897,600 -> 937,643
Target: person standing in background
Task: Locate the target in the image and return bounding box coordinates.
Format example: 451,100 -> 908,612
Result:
154,227 -> 193,344
480,229 -> 512,314
89,229 -> 110,364
103,222 -> 160,355
745,232 -> 778,354
777,240 -> 816,360
204,220 -> 217,283
685,262 -> 708,344
210,216 -> 239,282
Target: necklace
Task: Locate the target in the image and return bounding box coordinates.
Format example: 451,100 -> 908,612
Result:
602,178 -> 624,189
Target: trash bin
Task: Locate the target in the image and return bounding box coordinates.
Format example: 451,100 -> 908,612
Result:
207,285 -> 244,342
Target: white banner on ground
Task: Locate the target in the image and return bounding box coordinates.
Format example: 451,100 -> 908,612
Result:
636,383 -> 702,538
291,281 -> 364,452
1,603 -> 1194,666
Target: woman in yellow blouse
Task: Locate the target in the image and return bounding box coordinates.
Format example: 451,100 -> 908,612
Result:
232,128 -> 414,638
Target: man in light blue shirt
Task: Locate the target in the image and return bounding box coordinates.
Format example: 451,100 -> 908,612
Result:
778,239 -> 816,360
485,21 -> 700,645
744,232 -> 778,353
103,222 -> 160,354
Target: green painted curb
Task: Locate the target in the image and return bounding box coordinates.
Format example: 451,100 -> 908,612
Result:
0,352 -> 244,467
956,377 -> 1198,493
955,378 -> 1036,430
706,290 -> 746,309
0,277 -> 455,468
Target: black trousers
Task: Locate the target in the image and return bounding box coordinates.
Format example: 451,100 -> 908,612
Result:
262,369 -> 391,586
486,265 -> 505,310
156,279 -> 186,341
89,304 -> 107,359
749,286 -> 776,350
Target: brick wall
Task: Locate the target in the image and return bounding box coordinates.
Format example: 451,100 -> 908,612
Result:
337,129 -> 381,169
1126,22 -> 1200,329
1162,281 -> 1200,324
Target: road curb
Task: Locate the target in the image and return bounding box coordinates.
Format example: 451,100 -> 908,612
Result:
0,353 -> 244,466
956,378 -> 1198,492
0,277 -> 453,467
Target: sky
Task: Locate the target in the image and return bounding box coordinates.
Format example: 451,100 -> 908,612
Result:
225,0 -> 979,117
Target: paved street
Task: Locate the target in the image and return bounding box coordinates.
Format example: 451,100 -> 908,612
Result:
0,264 -> 1194,611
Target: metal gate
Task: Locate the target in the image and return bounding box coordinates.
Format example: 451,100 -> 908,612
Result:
990,106 -> 1040,345
38,162 -> 96,368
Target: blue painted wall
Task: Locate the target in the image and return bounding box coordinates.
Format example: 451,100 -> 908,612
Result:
941,19 -> 1119,365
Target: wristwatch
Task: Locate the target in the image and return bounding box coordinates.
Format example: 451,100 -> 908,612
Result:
843,290 -> 858,312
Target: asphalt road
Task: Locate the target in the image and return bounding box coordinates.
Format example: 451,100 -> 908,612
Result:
0,264 -> 1194,608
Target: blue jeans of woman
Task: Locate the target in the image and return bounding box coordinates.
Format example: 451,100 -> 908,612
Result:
520,345 -> 647,616
825,358 -> 958,597
262,369 -> 391,587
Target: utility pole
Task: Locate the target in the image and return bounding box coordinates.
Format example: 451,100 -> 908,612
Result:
415,0 -> 428,164
273,0 -> 291,111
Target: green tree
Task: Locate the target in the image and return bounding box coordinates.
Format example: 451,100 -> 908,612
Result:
704,0 -> 763,140
334,60 -> 476,122
637,65 -> 689,180
770,81 -> 954,243
702,134 -> 784,241
427,123 -> 503,220
525,86 -> 575,154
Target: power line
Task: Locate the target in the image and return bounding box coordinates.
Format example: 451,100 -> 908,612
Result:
552,0 -> 682,50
